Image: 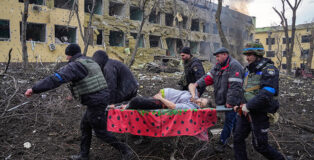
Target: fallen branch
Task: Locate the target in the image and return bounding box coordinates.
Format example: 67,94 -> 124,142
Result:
2,48 -> 12,75
7,101 -> 30,112
283,118 -> 314,133
1,75 -> 19,117
269,131 -> 287,159
170,137 -> 180,160
191,141 -> 209,160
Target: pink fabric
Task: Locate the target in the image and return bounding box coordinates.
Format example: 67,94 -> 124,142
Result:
107,108 -> 217,138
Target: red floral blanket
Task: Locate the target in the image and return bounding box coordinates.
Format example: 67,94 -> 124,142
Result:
107,108 -> 217,137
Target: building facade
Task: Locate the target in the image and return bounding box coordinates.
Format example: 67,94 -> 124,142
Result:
0,0 -> 254,66
255,23 -> 314,71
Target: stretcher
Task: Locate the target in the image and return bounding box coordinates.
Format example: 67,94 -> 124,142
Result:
107,106 -> 232,139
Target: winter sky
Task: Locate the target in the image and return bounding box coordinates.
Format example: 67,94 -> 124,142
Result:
247,0 -> 314,28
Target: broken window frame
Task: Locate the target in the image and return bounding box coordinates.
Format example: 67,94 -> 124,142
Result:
266,38 -> 275,45
282,37 -> 292,44
84,0 -> 103,15
176,39 -> 183,54
54,0 -> 74,10
301,35 -> 310,43
55,25 -> 77,44
191,19 -> 199,32
83,28 -> 104,46
165,13 -> 174,27
130,33 -> 145,48
130,6 -> 143,21
190,41 -> 199,54
19,0 -> 45,5
282,64 -> 287,69
149,35 -> 161,48
300,49 -> 309,59
166,38 -> 176,56
200,42 -> 210,56
213,42 -> 220,51
109,30 -> 125,47
282,50 -> 287,57
96,29 -> 103,45
109,1 -> 124,17
266,51 -> 275,57
0,19 -> 10,41
203,23 -> 210,33
20,22 -> 46,43
176,16 -> 188,29
149,10 -> 160,24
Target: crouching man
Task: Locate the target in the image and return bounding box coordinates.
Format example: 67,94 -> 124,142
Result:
25,44 -> 133,160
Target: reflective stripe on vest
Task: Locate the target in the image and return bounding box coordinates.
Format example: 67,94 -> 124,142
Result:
72,59 -> 107,99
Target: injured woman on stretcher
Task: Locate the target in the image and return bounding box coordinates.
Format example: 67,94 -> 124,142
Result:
108,84 -> 212,110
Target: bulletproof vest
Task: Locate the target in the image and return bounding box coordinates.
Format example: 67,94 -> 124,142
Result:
243,63 -> 272,101
71,58 -> 107,99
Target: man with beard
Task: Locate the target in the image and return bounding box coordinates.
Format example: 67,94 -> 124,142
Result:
178,47 -> 205,96
233,43 -> 284,160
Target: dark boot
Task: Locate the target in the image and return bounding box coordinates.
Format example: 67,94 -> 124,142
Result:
70,154 -> 89,160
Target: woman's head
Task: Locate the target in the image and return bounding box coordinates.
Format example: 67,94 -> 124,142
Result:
195,98 -> 212,108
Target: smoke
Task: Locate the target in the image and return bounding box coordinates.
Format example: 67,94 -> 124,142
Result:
225,0 -> 253,15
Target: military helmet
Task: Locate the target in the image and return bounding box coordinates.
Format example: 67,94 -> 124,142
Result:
242,42 -> 265,57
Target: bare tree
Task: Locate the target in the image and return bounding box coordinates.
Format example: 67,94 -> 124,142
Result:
21,0 -> 30,69
68,0 -> 96,56
274,31 -> 284,72
215,0 -> 243,62
273,0 -> 302,75
128,0 -> 160,68
215,0 -> 230,51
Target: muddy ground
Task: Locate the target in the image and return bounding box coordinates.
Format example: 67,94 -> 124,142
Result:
0,64 -> 313,160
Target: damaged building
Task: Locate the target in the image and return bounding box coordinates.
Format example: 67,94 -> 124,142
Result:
0,0 -> 254,66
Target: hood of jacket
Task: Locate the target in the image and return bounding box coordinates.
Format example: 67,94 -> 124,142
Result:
92,50 -> 109,70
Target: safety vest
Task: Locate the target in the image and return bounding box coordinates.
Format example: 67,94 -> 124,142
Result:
243,63 -> 273,101
71,58 -> 107,99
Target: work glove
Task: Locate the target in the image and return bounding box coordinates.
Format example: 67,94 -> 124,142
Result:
241,104 -> 250,113
267,112 -> 279,124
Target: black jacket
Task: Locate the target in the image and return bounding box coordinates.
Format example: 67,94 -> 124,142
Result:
32,53 -> 110,108
197,56 -> 244,106
93,51 -> 138,104
178,57 -> 205,95
245,58 -> 279,113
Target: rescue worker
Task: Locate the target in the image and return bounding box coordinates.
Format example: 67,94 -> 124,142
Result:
92,50 -> 138,105
178,47 -> 206,96
24,44 -> 132,160
190,47 -> 244,152
233,43 -> 284,160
